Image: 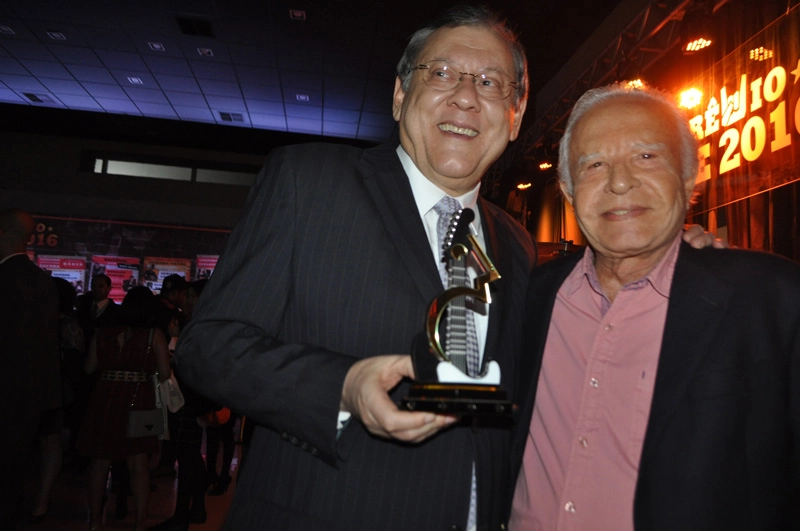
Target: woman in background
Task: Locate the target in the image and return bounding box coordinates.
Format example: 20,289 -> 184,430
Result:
77,286 -> 170,531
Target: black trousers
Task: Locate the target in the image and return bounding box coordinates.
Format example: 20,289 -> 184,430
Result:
168,409 -> 206,519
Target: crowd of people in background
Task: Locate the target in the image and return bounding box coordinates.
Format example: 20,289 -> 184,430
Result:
1,207 -> 240,531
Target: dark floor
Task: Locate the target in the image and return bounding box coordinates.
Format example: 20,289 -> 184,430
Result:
21,443 -> 239,530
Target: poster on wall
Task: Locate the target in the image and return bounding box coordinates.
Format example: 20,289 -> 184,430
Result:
37,255 -> 87,294
90,255 -> 141,302
142,257 -> 192,294
195,254 -> 219,280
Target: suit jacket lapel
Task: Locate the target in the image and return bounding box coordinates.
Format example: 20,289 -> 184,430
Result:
478,199 -> 509,362
640,243 -> 734,463
360,145 -> 442,304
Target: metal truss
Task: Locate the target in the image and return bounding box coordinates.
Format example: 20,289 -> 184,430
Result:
487,0 -> 693,185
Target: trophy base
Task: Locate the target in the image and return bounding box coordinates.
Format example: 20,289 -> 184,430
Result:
401,383 -> 512,416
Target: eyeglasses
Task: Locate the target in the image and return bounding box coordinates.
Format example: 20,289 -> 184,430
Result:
410,60 -> 518,101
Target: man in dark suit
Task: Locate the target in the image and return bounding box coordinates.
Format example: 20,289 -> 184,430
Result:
0,209 -> 61,529
176,6 -> 536,530
75,273 -> 118,346
509,84 -> 800,529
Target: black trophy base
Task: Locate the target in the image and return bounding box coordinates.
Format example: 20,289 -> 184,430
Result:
401,383 -> 512,416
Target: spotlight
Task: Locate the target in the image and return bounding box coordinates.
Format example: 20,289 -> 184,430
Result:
679,88 -> 703,109
681,1 -> 713,55
749,47 -> 774,61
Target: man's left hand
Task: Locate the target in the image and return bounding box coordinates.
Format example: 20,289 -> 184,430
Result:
683,224 -> 728,249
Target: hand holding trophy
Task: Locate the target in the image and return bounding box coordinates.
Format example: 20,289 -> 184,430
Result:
402,207 -> 512,416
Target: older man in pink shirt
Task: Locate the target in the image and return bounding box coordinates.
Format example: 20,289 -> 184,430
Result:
508,84 -> 800,530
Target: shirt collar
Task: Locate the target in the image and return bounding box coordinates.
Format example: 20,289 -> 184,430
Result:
396,145 -> 481,219
0,252 -> 28,265
567,232 -> 682,299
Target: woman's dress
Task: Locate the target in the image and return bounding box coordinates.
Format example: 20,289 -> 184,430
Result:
77,326 -> 160,460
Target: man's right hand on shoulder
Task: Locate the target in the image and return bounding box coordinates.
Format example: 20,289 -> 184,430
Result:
340,355 -> 458,444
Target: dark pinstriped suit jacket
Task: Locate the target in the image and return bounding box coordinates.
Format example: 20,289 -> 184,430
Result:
177,142 -> 536,531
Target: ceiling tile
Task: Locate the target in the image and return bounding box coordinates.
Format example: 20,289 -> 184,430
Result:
284,103 -> 321,120
322,108 -> 361,123
173,105 -> 215,122
204,95 -> 246,112
96,49 -> 148,71
135,101 -> 178,118
235,65 -> 279,85
240,83 -> 282,101
82,82 -> 127,99
143,55 -> 192,76
323,90 -> 364,111
228,44 -> 278,68
39,78 -> 88,96
154,73 -> 200,93
95,97 -> 140,114
47,45 -> 103,67
197,78 -> 241,97
244,99 -> 283,114
323,121 -> 358,138
1,39 -> 57,61
165,91 -> 207,107
286,116 -> 321,135
0,73 -> 45,90
110,69 -> 157,87
58,94 -> 102,111
124,87 -> 169,104
0,56 -> 26,75
65,64 -> 116,84
249,112 -> 287,131
19,59 -> 73,80
0,87 -> 26,103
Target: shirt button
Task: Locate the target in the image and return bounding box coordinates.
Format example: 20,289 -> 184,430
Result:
590,377 -> 599,388
604,323 -> 613,331
578,436 -> 588,448
564,501 -> 576,514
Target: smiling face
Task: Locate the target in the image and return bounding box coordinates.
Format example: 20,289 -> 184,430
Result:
393,25 -> 526,196
562,96 -> 695,264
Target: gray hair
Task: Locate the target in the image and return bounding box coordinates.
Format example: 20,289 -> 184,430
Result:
395,5 -> 528,109
557,83 -> 699,195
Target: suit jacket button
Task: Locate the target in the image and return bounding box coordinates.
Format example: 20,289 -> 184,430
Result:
309,447 -> 319,456
449,526 -> 462,531
290,436 -> 299,445
280,432 -> 289,440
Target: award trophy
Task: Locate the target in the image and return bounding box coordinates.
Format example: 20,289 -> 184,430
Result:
401,208 -> 512,416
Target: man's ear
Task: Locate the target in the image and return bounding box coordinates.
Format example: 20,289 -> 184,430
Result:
509,96 -> 528,141
392,77 -> 405,122
558,180 -> 574,205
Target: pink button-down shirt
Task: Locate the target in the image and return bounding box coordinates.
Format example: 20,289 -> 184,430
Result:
510,235 -> 681,531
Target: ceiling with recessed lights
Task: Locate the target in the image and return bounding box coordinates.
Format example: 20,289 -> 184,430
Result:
0,0 -> 787,160
0,0 -> 629,151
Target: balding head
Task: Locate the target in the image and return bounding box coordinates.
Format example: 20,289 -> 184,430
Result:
0,209 -> 35,259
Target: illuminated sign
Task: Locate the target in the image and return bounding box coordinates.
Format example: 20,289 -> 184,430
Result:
678,5 -> 800,214
688,65 -> 794,182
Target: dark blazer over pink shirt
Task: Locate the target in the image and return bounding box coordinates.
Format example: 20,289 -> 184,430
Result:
510,242 -> 800,530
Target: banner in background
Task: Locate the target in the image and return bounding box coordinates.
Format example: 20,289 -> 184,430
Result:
142,257 -> 192,294
37,255 -> 87,294
195,254 -> 219,280
90,255 -> 141,302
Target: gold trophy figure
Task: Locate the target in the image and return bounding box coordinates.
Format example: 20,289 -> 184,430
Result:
402,208 -> 512,416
